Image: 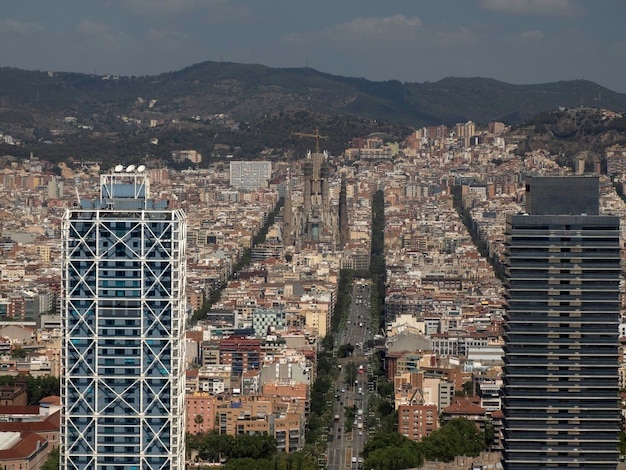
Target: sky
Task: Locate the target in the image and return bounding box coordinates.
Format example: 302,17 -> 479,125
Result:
1,0 -> 626,92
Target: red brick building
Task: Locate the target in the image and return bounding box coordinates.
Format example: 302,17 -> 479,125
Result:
218,335 -> 261,378
397,403 -> 439,441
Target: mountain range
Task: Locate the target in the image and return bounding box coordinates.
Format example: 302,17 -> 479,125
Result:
1,61 -> 625,129
1,61 -> 626,164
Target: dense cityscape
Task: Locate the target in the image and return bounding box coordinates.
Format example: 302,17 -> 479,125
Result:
0,109 -> 626,469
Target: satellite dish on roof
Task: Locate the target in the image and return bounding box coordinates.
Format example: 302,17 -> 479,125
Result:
137,165 -> 146,172
126,165 -> 136,172
114,164 -> 124,172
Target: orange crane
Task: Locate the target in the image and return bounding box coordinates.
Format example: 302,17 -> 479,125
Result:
292,128 -> 328,153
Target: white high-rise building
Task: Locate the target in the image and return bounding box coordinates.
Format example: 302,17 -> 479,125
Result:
229,160 -> 272,190
61,166 -> 187,469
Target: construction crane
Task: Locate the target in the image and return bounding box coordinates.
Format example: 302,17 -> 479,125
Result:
292,128 -> 328,154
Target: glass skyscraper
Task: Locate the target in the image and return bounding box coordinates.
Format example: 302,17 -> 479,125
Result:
61,167 -> 187,469
502,176 -> 621,469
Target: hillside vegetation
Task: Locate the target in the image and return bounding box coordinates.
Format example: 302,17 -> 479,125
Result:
2,62 -> 625,128
1,62 -> 625,164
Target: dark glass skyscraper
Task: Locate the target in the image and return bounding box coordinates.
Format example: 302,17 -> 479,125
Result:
502,176 -> 621,469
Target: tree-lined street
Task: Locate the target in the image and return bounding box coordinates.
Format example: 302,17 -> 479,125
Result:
327,281 -> 372,470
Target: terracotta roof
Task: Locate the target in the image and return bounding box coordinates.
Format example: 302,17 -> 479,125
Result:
39,395 -> 60,406
186,331 -> 203,342
0,410 -> 60,433
442,397 -> 486,415
0,432 -> 48,461
0,406 -> 39,415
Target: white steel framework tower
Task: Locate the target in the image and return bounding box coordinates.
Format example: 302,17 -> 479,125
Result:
61,167 -> 187,470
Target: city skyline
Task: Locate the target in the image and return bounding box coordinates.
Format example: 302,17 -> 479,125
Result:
1,1 -> 625,93
0,114 -> 625,466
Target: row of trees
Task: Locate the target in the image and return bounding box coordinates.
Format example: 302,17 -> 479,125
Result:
187,432 -> 276,462
363,418 -> 486,470
305,267 -> 355,446
363,189 -> 496,467
186,432 -> 319,470
186,424 -> 317,470
369,189 -> 386,328
0,375 -> 60,405
188,197 -> 284,325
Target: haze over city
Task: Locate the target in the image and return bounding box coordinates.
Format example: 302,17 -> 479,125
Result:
1,0 -> 625,92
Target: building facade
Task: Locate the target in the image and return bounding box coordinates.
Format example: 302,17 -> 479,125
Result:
502,176 -> 621,469
229,161 -> 272,190
61,167 -> 187,469
398,403 -> 439,441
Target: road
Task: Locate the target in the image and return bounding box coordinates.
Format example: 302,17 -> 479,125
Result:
327,280 -> 373,470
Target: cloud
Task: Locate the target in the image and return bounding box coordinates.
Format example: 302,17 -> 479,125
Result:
285,14 -> 423,43
518,29 -> 544,40
0,20 -> 45,35
123,0 -> 216,14
76,19 -> 134,50
479,0 -> 583,16
341,14 -> 423,36
433,25 -> 479,46
76,19 -> 113,36
146,28 -> 190,46
120,0 -> 252,23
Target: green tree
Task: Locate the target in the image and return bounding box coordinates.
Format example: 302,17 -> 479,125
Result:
484,419 -> 495,449
344,361 -> 358,386
456,380 -> 473,397
41,447 -> 59,470
338,343 -> 354,358
363,434 -> 423,470
197,432 -> 234,462
363,432 -> 415,458
24,376 -> 60,405
11,347 -> 26,359
419,417 -> 485,462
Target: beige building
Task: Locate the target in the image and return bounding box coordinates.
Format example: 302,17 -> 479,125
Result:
214,395 -> 306,453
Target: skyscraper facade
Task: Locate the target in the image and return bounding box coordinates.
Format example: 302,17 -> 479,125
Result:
502,176 -> 621,469
61,167 -> 187,469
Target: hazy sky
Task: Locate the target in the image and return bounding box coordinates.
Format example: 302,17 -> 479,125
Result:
1,0 -> 625,92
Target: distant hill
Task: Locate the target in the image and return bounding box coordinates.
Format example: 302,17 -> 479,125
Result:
1,61 -> 625,129
509,107 -> 626,171
1,61 -> 626,164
